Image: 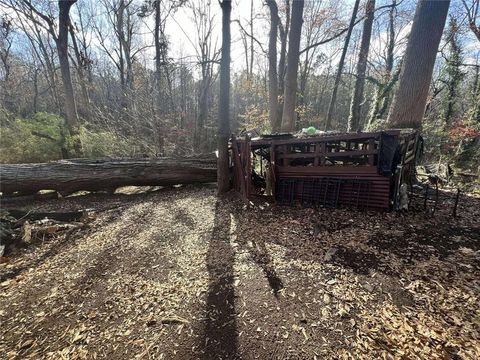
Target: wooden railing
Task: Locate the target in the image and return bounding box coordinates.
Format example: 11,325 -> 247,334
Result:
272,132 -> 387,167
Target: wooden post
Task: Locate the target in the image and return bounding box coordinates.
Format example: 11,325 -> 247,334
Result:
270,144 -> 276,198
433,182 -> 439,215
245,136 -> 252,200
423,184 -> 429,210
368,138 -> 375,166
314,141 -> 320,166
453,188 -> 460,217
320,142 -> 326,165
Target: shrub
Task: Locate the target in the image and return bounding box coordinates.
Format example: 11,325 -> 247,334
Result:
80,128 -> 137,158
0,112 -> 66,163
0,112 -> 139,163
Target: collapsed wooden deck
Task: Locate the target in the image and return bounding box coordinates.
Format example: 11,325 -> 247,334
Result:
231,130 -> 420,209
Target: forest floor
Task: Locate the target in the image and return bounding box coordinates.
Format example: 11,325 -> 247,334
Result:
0,184 -> 479,359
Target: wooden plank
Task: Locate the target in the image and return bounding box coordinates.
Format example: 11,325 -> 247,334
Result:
276,165 -> 379,175
270,145 -> 276,198
277,149 -> 377,159
248,131 -> 400,146
368,138 -> 376,166
245,137 -> 252,199
314,143 -> 320,166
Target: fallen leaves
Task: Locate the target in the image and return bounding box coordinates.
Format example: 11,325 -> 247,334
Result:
1,186 -> 479,359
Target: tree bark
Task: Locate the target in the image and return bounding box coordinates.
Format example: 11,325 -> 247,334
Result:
377,0 -> 396,120
387,0 -> 450,129
267,0 -> 280,132
347,0 -> 375,132
324,0 -> 360,130
57,0 -> 83,157
0,157 -> 217,195
69,26 -> 92,121
278,0 -> 290,99
217,0 -> 232,195
280,0 -> 304,133
471,63 -> 480,123
154,0 -> 163,109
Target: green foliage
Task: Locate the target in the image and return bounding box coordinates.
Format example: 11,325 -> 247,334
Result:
0,112 -> 66,163
440,18 -> 465,126
422,117 -> 480,174
80,128 -> 137,158
237,105 -> 270,134
0,112 -> 138,163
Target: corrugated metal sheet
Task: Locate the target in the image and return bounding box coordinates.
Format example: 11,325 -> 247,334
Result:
276,166 -> 391,209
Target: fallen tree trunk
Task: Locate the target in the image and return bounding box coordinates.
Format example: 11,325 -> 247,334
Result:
0,157 -> 217,195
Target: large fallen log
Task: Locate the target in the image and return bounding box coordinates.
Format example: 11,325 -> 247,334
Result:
0,157 -> 217,195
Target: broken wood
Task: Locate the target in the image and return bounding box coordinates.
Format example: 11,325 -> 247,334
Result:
0,156 -> 217,195
5,209 -> 90,224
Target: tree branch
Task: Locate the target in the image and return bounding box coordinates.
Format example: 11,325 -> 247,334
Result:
299,1 -> 404,55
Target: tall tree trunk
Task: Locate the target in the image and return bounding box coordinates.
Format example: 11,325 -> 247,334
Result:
324,0 -> 360,130
249,0 -> 254,79
366,0 -> 397,128
217,0 -> 232,195
196,75 -> 209,151
154,0 -> 165,154
267,0 -> 280,132
69,26 -> 91,121
347,0 -> 375,132
378,0 -> 396,119
278,0 -> 290,99
154,0 -> 163,110
366,59 -> 402,130
56,0 -> 83,157
387,0 -> 450,129
32,67 -> 39,113
471,64 -> 480,123
281,0 -> 304,132
116,0 -> 127,108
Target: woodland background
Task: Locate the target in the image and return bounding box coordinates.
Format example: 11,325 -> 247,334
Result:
0,0 -> 479,173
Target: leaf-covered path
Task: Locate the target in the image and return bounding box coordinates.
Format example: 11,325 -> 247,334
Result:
1,185 -> 479,359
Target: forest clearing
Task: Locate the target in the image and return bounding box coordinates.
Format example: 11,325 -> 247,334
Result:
1,0 -> 480,358
1,185 -> 479,359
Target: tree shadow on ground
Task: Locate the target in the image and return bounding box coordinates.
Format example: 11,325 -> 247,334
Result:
201,200 -> 239,359
249,238 -> 284,297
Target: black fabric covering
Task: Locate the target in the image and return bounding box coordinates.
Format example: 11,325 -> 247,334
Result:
378,132 -> 400,176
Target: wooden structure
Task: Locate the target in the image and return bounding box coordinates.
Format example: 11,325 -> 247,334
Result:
231,130 -> 420,209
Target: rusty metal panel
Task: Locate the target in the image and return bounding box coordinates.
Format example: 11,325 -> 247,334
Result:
275,166 -> 391,209
231,131 -> 419,209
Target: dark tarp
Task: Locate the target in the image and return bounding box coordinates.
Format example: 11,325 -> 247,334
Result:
378,132 -> 400,176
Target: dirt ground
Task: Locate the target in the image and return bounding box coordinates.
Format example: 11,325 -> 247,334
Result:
1,184 -> 479,359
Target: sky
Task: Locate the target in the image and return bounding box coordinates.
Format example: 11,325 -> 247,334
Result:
2,0 -> 479,79
142,0 -> 479,75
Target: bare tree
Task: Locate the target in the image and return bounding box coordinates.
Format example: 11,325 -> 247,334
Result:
7,0 -> 83,156
347,0 -> 375,132
367,0 -> 398,127
190,0 -> 219,151
324,0 -> 360,130
278,0 -> 290,99
0,15 -> 13,111
461,0 -> 480,42
217,0 -> 231,195
57,0 -> 83,155
95,0 -> 141,110
266,0 -> 280,131
280,0 -> 304,132
69,4 -> 93,121
387,0 -> 450,129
